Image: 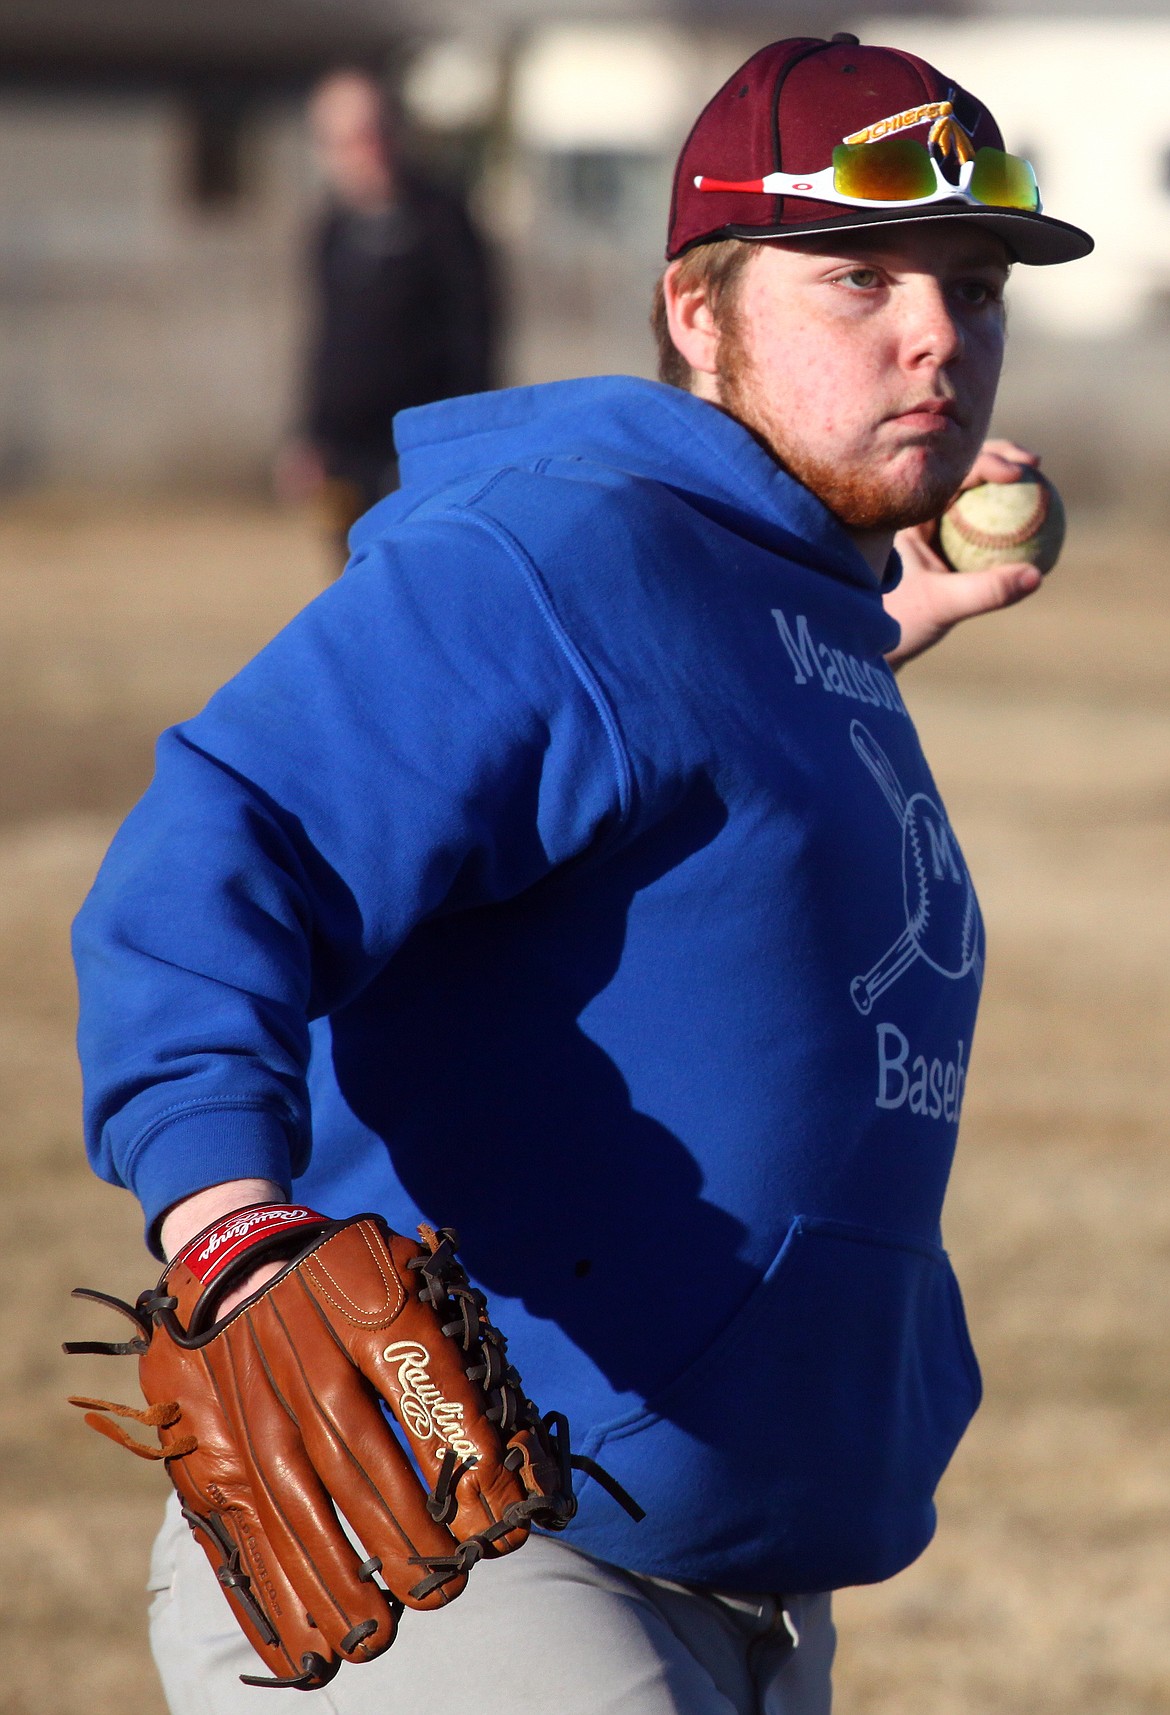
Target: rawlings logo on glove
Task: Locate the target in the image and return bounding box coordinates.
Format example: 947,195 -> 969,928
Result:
65,1206 -> 642,1691
176,1204 -> 326,1287
382,1340 -> 480,1458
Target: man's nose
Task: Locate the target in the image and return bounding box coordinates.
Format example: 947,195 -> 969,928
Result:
901,279 -> 964,368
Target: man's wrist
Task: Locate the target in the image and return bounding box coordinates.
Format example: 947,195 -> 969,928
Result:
159,1179 -> 288,1264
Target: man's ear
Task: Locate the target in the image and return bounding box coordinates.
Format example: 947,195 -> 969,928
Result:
662,261 -> 721,381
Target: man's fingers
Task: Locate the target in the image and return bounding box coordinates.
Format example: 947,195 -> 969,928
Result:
940,560 -> 1043,621
958,451 -> 1033,492
955,437 -> 1042,496
979,437 -> 1040,467
882,557 -> 1042,668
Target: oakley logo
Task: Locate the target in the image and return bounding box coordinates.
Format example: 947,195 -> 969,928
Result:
381,1340 -> 479,1461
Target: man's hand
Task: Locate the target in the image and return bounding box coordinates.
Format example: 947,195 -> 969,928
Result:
159,1178 -> 288,1317
884,439 -> 1045,670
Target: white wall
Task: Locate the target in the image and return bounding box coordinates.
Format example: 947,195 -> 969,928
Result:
0,91 -> 309,487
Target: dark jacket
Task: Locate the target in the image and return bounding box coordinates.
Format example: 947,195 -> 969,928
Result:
305,176 -> 495,463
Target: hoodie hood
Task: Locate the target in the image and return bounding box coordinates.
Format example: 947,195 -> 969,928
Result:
352,376 -> 899,596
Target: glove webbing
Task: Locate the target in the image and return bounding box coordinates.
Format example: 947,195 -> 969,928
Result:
407,1229 -> 528,1441
402,1238 -> 644,1597
402,1229 -> 562,1593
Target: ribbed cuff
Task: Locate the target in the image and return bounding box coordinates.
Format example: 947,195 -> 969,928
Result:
127,1102 -> 297,1258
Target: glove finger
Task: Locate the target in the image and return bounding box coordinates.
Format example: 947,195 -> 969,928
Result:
142,1341 -> 351,1689
172,1474 -> 342,1687
373,1231 -> 537,1551
250,1280 -> 470,1610
300,1222 -> 531,1550
212,1318 -> 399,1666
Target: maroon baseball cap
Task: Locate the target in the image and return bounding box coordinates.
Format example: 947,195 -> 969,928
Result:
667,35 -> 1092,266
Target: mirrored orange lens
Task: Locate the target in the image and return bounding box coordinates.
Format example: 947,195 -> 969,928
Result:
831,138 -> 937,202
968,147 -> 1039,210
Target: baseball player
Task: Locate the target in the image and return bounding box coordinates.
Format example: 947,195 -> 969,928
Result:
70,35 -> 1092,1715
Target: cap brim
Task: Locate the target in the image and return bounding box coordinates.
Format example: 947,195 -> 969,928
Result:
717,200 -> 1094,266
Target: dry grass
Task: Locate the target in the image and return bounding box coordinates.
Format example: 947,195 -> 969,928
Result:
0,497 -> 1166,1713
0,497 -> 324,1715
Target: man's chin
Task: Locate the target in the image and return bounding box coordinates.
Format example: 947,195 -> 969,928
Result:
835,481 -> 959,534
779,452 -> 962,535
716,371 -> 975,533
786,422 -> 980,529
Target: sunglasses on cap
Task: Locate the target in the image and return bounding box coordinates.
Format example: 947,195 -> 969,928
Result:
694,136 -> 1040,215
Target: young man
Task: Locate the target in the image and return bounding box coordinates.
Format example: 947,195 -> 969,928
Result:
73,34 -> 1091,1715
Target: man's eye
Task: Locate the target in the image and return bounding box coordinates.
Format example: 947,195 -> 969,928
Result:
955,279 -> 1002,306
837,267 -> 880,289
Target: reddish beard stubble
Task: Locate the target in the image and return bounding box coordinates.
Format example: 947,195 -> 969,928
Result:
713,296 -> 976,535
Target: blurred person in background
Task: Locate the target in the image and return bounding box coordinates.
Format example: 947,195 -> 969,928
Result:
276,69 -> 497,571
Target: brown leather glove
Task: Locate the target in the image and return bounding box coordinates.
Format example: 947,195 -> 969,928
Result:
65,1205 -> 640,1690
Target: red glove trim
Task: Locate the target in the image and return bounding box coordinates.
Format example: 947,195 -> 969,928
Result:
174,1203 -> 327,1290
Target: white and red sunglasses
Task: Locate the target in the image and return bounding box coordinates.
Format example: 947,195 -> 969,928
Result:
694,136 -> 1041,215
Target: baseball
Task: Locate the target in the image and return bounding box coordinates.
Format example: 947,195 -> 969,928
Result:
939,471 -> 1066,575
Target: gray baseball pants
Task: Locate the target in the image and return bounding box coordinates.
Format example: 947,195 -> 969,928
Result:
147,1494 -> 835,1715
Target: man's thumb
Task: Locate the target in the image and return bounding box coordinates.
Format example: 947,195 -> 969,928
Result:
947,561 -> 1042,620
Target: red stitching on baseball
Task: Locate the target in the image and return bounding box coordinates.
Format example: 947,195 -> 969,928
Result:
950,483 -> 1048,551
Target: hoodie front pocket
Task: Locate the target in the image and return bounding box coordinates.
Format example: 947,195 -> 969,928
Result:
565,1215 -> 981,1593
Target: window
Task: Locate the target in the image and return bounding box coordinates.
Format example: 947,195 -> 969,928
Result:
182,90 -> 251,211
546,150 -> 663,239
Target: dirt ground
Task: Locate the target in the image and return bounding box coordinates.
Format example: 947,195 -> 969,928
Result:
0,494 -> 1167,1715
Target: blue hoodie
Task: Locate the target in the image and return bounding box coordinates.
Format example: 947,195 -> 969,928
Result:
74,376 -> 983,1596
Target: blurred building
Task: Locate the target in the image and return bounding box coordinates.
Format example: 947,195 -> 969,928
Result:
3,1 -> 1170,507
500,22 -> 734,381
0,0 -> 397,489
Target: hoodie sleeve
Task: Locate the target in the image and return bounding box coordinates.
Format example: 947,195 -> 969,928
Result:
72,509 -> 633,1242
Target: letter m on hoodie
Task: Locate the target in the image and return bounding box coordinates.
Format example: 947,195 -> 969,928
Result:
771,610 -> 826,688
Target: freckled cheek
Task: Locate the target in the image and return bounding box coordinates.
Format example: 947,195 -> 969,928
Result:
759,349 -> 875,445
812,360 -> 881,447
